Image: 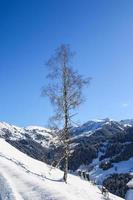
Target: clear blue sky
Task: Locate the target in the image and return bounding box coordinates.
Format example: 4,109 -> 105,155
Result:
0,0 -> 133,127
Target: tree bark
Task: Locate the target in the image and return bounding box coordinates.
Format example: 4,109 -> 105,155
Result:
63,63 -> 69,183
63,144 -> 68,183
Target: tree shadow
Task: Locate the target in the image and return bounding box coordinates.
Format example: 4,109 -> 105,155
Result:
45,176 -> 64,183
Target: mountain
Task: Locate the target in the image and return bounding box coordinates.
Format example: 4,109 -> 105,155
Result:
69,119 -> 133,199
0,122 -> 54,146
0,138 -> 123,200
72,118 -> 119,132
0,122 -> 57,163
120,119 -> 133,127
0,119 -> 133,199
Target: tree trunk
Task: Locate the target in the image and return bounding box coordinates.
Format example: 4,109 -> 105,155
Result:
63,144 -> 68,183
63,63 -> 69,183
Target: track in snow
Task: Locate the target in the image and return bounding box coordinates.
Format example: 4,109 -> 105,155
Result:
0,156 -> 65,200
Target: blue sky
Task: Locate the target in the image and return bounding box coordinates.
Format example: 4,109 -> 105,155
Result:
0,0 -> 133,126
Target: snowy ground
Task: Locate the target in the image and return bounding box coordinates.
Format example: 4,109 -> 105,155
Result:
78,149 -> 133,200
89,157 -> 133,185
77,144 -> 133,186
126,179 -> 133,200
125,189 -> 133,200
0,139 -> 123,200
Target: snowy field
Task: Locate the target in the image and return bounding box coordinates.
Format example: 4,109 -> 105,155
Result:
0,138 -> 124,200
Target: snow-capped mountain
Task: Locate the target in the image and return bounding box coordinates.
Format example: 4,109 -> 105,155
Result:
0,122 -> 54,147
72,118 -> 115,133
120,119 -> 133,127
69,119 -> 133,199
0,119 -> 133,199
71,118 -> 125,138
0,122 -> 57,165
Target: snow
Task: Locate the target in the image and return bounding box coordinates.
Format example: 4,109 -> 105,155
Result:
89,158 -> 133,184
0,139 -> 123,200
0,122 -> 23,140
71,118 -> 124,137
0,172 -> 23,200
127,178 -> 133,188
75,140 -> 133,187
0,122 -> 54,148
71,131 -> 93,140
126,178 -> 133,200
25,126 -> 51,133
77,155 -> 133,200
120,119 -> 133,127
125,189 -> 133,200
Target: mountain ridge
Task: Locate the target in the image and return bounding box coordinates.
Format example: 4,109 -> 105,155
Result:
0,119 -> 133,199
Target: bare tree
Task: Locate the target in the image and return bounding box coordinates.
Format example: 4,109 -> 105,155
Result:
42,44 -> 90,183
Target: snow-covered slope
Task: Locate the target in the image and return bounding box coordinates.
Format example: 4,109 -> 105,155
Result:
120,119 -> 133,127
90,157 -> 133,184
0,122 -> 23,140
126,179 -> 133,200
71,118 -> 125,138
0,139 -> 123,200
0,120 -> 133,199
68,121 -> 133,199
0,122 -> 54,148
